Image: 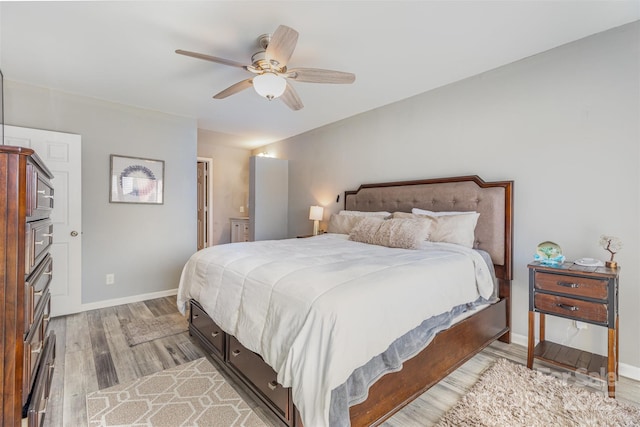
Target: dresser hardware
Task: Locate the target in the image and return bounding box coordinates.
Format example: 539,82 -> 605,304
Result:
192,314 -> 199,319
557,281 -> 579,288
70,231 -> 79,237
34,290 -> 44,296
556,303 -> 578,311
44,195 -> 54,199
211,331 -> 219,338
42,233 -> 53,237
232,349 -> 241,356
267,380 -> 278,390
35,240 -> 44,245
31,343 -> 43,355
37,190 -> 46,194
44,271 -> 52,276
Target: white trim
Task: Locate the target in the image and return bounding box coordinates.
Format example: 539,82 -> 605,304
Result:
197,157 -> 214,248
80,288 -> 178,312
511,332 -> 640,381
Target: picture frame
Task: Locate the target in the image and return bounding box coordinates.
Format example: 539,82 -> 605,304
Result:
110,154 -> 164,204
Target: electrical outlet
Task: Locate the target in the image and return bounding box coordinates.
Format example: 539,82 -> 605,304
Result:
106,273 -> 115,285
574,320 -> 588,330
239,206 -> 245,213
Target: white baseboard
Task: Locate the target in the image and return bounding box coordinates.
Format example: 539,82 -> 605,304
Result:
81,288 -> 178,312
511,332 -> 640,381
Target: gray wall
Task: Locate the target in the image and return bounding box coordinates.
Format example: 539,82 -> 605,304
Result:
257,23 -> 640,369
197,129 -> 251,245
5,81 -> 197,304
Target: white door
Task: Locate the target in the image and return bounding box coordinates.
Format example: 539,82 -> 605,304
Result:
4,125 -> 82,316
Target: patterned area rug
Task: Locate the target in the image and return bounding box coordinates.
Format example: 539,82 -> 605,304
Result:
122,312 -> 188,346
86,358 -> 267,427
437,358 -> 640,426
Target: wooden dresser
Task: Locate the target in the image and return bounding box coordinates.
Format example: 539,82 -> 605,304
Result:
1,146 -> 56,427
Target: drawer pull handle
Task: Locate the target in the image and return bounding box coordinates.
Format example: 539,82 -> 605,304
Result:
557,281 -> 579,288
34,289 -> 44,296
42,233 -> 53,237
44,271 -> 52,276
211,331 -> 219,338
32,343 -> 43,355
44,195 -> 54,199
557,303 -> 579,311
35,240 -> 45,245
37,190 -> 46,194
267,381 -> 278,391
232,349 -> 241,357
192,314 -> 199,319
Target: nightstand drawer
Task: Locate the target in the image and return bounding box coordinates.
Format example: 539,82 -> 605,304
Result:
534,293 -> 607,324
535,272 -> 608,300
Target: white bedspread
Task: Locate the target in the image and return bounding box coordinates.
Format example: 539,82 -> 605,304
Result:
177,234 -> 494,427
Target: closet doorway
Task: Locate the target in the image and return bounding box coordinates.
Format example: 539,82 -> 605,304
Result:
197,157 -> 213,250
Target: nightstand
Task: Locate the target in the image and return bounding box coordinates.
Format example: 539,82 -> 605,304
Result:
527,261 -> 619,397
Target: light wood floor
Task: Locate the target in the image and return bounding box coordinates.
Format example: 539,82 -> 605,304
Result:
43,296 -> 640,427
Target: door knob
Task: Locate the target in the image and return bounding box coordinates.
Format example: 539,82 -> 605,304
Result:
70,231 -> 79,237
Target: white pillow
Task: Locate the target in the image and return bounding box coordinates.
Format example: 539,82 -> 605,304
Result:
394,211 -> 480,248
339,210 -> 391,218
412,207 -> 477,217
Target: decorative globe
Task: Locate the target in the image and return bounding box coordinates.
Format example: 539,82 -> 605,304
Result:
535,241 -> 565,265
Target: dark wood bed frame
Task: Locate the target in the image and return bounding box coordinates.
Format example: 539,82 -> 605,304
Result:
189,175 -> 513,427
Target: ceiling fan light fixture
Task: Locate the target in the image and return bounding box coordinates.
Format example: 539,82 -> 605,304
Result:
253,73 -> 286,100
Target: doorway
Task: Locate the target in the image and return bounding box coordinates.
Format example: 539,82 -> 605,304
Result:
197,157 -> 213,250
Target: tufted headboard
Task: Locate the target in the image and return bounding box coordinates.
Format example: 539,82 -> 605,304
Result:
344,175 -> 513,281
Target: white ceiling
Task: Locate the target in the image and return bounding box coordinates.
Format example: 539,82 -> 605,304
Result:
1,1 -> 638,148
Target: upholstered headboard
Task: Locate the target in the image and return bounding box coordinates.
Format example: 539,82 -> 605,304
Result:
344,175 -> 513,281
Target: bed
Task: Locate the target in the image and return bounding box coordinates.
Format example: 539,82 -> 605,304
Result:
178,175 -> 513,427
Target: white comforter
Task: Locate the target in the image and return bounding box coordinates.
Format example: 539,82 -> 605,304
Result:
177,234 -> 493,427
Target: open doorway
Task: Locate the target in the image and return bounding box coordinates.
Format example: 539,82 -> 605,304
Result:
197,157 -> 213,250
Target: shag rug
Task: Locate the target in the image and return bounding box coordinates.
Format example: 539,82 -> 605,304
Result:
436,358 -> 640,426
122,312 -> 188,346
86,357 -> 266,427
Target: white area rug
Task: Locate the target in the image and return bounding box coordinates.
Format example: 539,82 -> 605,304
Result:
437,358 -> 640,426
86,358 -> 266,427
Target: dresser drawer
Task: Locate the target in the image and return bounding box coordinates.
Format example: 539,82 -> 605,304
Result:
26,332 -> 56,427
227,336 -> 290,420
23,292 -> 50,406
534,272 -> 608,300
25,254 -> 53,334
26,162 -> 54,221
26,219 -> 53,276
534,292 -> 607,324
190,302 -> 224,357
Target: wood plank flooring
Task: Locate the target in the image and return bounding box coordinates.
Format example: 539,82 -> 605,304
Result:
43,296 -> 640,427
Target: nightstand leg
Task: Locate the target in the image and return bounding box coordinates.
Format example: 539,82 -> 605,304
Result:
539,313 -> 545,342
616,315 -> 619,380
527,311 -> 535,369
608,326 -> 616,398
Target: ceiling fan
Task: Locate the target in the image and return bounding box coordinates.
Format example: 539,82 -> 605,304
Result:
176,25 -> 355,111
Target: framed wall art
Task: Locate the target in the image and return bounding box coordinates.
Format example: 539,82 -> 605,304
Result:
110,154 -> 164,204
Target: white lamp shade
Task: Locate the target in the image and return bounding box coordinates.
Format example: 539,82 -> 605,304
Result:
253,73 -> 287,100
309,205 -> 324,221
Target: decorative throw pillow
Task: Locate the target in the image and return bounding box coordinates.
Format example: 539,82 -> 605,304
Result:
339,210 -> 392,218
349,217 -> 432,249
327,214 -> 365,234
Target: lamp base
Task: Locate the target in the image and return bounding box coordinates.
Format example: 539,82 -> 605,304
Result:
313,220 -> 319,236
605,261 -> 618,269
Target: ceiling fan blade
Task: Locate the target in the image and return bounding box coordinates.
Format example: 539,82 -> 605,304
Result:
176,49 -> 247,69
213,79 -> 253,99
287,68 -> 356,84
280,83 -> 304,111
265,25 -> 299,67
